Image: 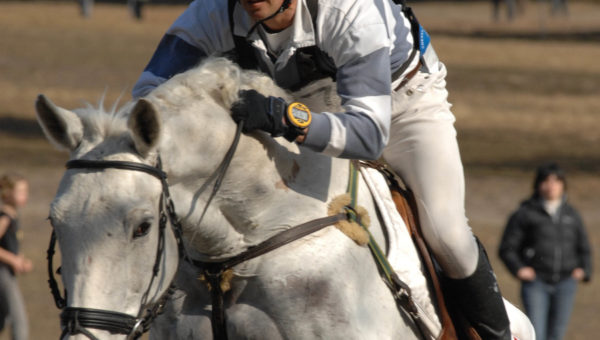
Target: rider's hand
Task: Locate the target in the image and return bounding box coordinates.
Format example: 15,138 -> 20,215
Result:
230,90 -> 287,136
231,90 -> 309,142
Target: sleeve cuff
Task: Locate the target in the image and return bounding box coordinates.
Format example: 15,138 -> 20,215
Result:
132,71 -> 167,98
302,112 -> 331,152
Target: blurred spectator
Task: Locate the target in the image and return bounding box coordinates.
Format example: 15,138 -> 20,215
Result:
0,173 -> 32,340
492,0 -> 517,21
551,0 -> 568,16
128,0 -> 147,20
79,0 -> 146,20
79,0 -> 93,18
499,162 -> 592,340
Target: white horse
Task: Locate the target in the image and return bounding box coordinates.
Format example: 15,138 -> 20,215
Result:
37,57 -> 438,339
36,57 -> 532,340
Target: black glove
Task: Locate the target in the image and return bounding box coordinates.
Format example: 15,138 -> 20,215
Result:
231,89 -> 287,136
231,90 -> 308,142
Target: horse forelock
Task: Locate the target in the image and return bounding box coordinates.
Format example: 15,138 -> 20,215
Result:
74,98 -> 134,141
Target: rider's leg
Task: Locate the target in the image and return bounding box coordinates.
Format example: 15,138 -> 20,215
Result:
444,240 -> 512,340
384,62 -> 512,340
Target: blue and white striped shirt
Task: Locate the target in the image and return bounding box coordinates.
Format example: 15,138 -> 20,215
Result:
133,0 -> 419,160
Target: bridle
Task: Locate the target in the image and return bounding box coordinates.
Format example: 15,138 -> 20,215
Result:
47,123 -> 244,340
47,158 -> 185,340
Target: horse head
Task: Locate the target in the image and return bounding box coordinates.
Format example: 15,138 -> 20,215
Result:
36,94 -> 179,339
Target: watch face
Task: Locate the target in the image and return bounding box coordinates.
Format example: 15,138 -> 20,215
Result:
287,102 -> 311,128
291,107 -> 309,122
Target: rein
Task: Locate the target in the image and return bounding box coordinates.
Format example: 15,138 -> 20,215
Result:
191,213 -> 348,340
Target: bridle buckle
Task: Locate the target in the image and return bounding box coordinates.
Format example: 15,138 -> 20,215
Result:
127,319 -> 145,340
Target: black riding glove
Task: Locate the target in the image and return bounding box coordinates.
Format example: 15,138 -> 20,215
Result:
231,89 -> 287,135
231,90 -> 310,142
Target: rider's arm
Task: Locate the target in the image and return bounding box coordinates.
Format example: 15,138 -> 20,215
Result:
132,0 -> 232,98
300,4 -> 393,161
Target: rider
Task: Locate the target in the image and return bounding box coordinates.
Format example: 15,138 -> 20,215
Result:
133,0 -> 516,338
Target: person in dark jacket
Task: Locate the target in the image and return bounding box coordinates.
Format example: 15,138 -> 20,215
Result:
499,162 -> 592,340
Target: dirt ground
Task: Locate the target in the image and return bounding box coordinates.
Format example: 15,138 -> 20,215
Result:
0,1 -> 599,339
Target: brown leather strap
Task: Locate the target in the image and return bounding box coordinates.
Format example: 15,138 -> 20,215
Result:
194,213 -> 347,272
394,60 -> 422,92
390,188 -> 460,340
192,213 -> 348,340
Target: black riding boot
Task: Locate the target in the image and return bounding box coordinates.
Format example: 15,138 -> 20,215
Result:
446,240 -> 511,340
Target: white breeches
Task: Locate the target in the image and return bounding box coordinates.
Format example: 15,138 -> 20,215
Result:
383,63 -> 535,339
383,62 -> 479,279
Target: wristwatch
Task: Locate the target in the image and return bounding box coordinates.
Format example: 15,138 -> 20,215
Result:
268,97 -> 312,142
286,102 -> 311,129
284,102 -> 311,142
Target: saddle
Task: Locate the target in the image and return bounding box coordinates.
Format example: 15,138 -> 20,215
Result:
362,161 -> 481,340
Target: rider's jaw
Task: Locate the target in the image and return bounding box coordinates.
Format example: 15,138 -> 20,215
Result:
240,0 -> 296,31
241,0 -> 279,20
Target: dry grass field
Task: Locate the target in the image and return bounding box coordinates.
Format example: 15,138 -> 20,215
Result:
0,1 -> 599,339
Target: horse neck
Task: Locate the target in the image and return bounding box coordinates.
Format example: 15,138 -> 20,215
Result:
226,135 -> 351,223
148,73 -> 350,258
160,123 -> 349,258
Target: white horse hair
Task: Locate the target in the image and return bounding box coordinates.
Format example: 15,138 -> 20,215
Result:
37,57 -> 446,340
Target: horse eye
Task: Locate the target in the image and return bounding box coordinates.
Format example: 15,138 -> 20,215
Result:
133,221 -> 152,238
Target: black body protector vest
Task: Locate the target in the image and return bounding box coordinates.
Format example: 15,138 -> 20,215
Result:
227,0 -> 423,92
227,0 -> 335,91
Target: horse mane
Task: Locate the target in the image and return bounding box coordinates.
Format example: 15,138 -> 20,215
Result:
70,57 -> 288,142
147,57 -> 290,112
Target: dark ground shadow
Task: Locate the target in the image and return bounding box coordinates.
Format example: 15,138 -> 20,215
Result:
0,116 -> 44,138
464,157 -> 600,175
429,29 -> 600,42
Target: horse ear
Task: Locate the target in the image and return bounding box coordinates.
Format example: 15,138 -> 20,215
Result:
127,98 -> 161,158
35,94 -> 83,151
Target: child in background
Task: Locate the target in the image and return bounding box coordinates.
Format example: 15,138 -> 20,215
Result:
0,173 -> 32,340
